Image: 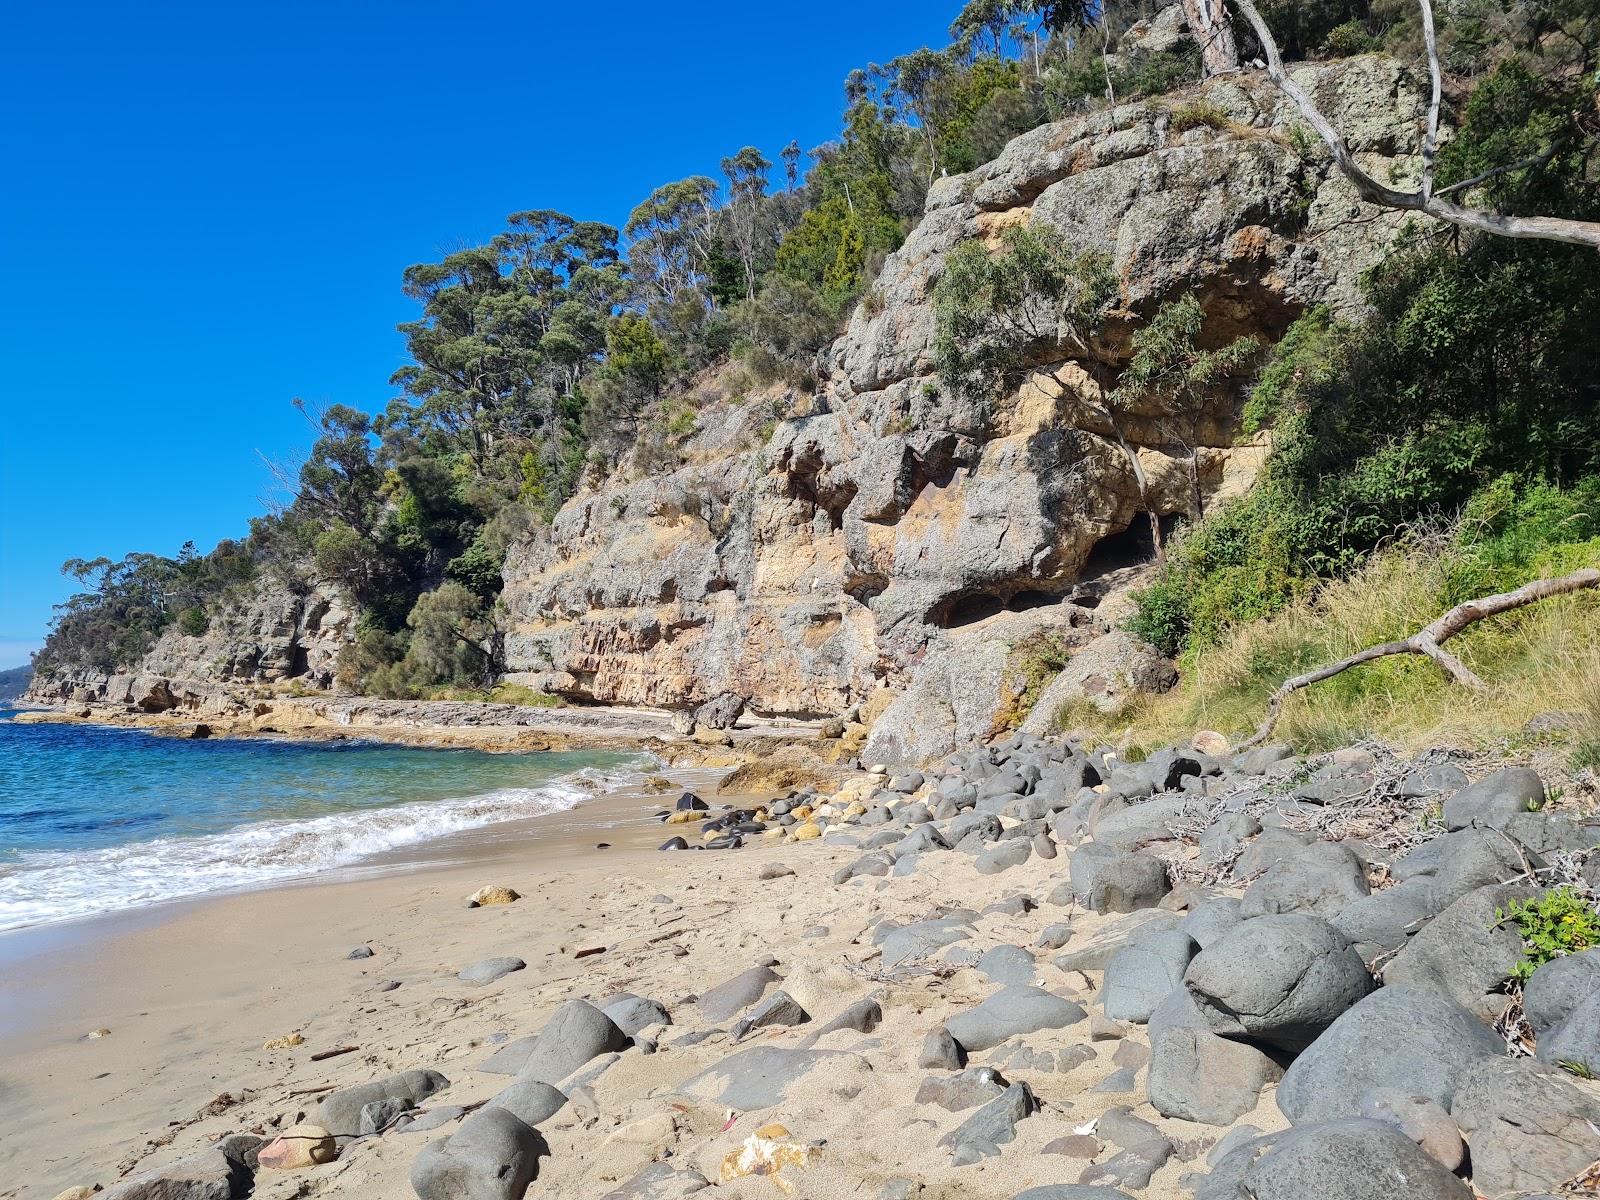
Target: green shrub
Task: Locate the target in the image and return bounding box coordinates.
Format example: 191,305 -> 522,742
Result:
1496,888 -> 1600,983
176,606 -> 209,637
1323,20 -> 1375,57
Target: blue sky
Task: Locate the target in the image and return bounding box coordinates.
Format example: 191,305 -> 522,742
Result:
0,0 -> 957,670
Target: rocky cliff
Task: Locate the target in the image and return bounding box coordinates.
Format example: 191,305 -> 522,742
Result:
499,57 -> 1423,763
27,579 -> 357,714
32,58 -> 1427,762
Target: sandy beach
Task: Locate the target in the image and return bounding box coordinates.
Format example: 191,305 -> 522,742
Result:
0,756 -> 1289,1200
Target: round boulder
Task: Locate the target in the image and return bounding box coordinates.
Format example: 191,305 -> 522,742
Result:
1185,914 -> 1375,1052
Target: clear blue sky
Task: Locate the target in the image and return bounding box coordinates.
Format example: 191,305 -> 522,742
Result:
0,0 -> 957,670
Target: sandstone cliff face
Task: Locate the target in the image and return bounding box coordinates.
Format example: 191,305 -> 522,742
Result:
32,59 -> 1424,763
27,580 -> 356,713
499,58 -> 1424,763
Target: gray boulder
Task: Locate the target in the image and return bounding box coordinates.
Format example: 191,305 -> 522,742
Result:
696,965 -> 780,1020
805,998 -> 883,1043
978,944 -> 1037,986
1053,910 -> 1179,972
602,994 -> 672,1037
1380,883 -> 1536,1020
410,1107 -> 544,1200
1186,914 -> 1374,1052
98,1135 -> 262,1200
318,1069 -> 450,1141
458,956 -> 526,986
937,1081 -> 1035,1155
1102,931 -> 1198,1023
879,915 -> 975,965
676,1046 -> 870,1110
915,1065 -> 1010,1111
1451,1055 -> 1600,1198
1147,1026 -> 1283,1125
976,838 -> 1032,874
1240,842 -> 1369,919
484,1079 -> 567,1127
1177,896 -> 1244,948
893,825 -> 951,859
834,852 -> 894,884
946,985 -> 1087,1052
515,1000 -> 630,1085
1070,845 -> 1170,913
1356,1091 -> 1463,1171
1391,828 -> 1534,902
1535,989 -> 1600,1074
731,990 -> 810,1041
1233,827 -> 1314,880
1331,878 -> 1441,962
1443,767 -> 1545,830
919,1026 -> 965,1069
1216,1119 -> 1472,1199
1523,948 -> 1600,1033
1276,986 -> 1502,1123
480,1033 -> 539,1075
1146,983 -> 1210,1047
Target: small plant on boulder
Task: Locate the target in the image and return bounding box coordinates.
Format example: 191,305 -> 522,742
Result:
1495,887 -> 1600,983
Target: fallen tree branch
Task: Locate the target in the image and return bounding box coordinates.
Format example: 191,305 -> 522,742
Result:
1230,0 -> 1600,250
1238,568 -> 1600,749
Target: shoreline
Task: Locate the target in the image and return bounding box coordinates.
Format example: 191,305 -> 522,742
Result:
0,764 -> 766,1198
9,693 -> 832,760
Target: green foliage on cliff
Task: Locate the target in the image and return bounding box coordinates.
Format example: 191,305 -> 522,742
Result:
1128,42 -> 1600,662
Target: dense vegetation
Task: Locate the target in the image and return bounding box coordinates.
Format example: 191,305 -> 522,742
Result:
1127,49 -> 1600,659
35,0 -> 1600,719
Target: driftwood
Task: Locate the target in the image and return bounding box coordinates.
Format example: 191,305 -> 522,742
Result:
1239,568 -> 1600,749
1230,0 -> 1600,251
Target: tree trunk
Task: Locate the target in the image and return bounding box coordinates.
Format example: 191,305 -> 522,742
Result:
1107,419 -> 1165,565
1182,0 -> 1239,75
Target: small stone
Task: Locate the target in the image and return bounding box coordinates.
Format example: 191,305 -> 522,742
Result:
458,956 -> 526,986
347,946 -> 374,960
918,1027 -> 965,1069
467,885 -> 521,908
86,1028 -> 111,1039
259,1122 -> 337,1169
759,862 -> 795,880
263,1032 -> 306,1050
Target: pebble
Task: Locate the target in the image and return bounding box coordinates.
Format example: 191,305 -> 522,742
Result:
346,946 -> 374,960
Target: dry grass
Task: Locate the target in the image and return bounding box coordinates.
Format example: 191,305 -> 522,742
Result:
1072,543 -> 1600,758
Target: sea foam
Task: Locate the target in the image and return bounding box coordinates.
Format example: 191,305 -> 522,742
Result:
0,768 -> 627,933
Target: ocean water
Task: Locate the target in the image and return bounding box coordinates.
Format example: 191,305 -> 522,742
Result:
0,708 -> 643,933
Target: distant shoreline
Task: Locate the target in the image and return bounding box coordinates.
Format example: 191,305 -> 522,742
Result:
8,692 -> 826,761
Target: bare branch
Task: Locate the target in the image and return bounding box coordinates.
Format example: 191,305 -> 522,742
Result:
1238,568 -> 1600,750
1419,0 -> 1442,201
1434,146 -> 1559,198
1230,0 -> 1600,251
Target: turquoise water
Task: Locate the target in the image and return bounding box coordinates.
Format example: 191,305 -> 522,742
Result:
0,707 -> 641,932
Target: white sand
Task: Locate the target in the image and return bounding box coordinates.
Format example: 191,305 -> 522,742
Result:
0,774 -> 1281,1200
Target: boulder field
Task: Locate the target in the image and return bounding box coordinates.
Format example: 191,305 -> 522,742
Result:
78,735 -> 1600,1200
